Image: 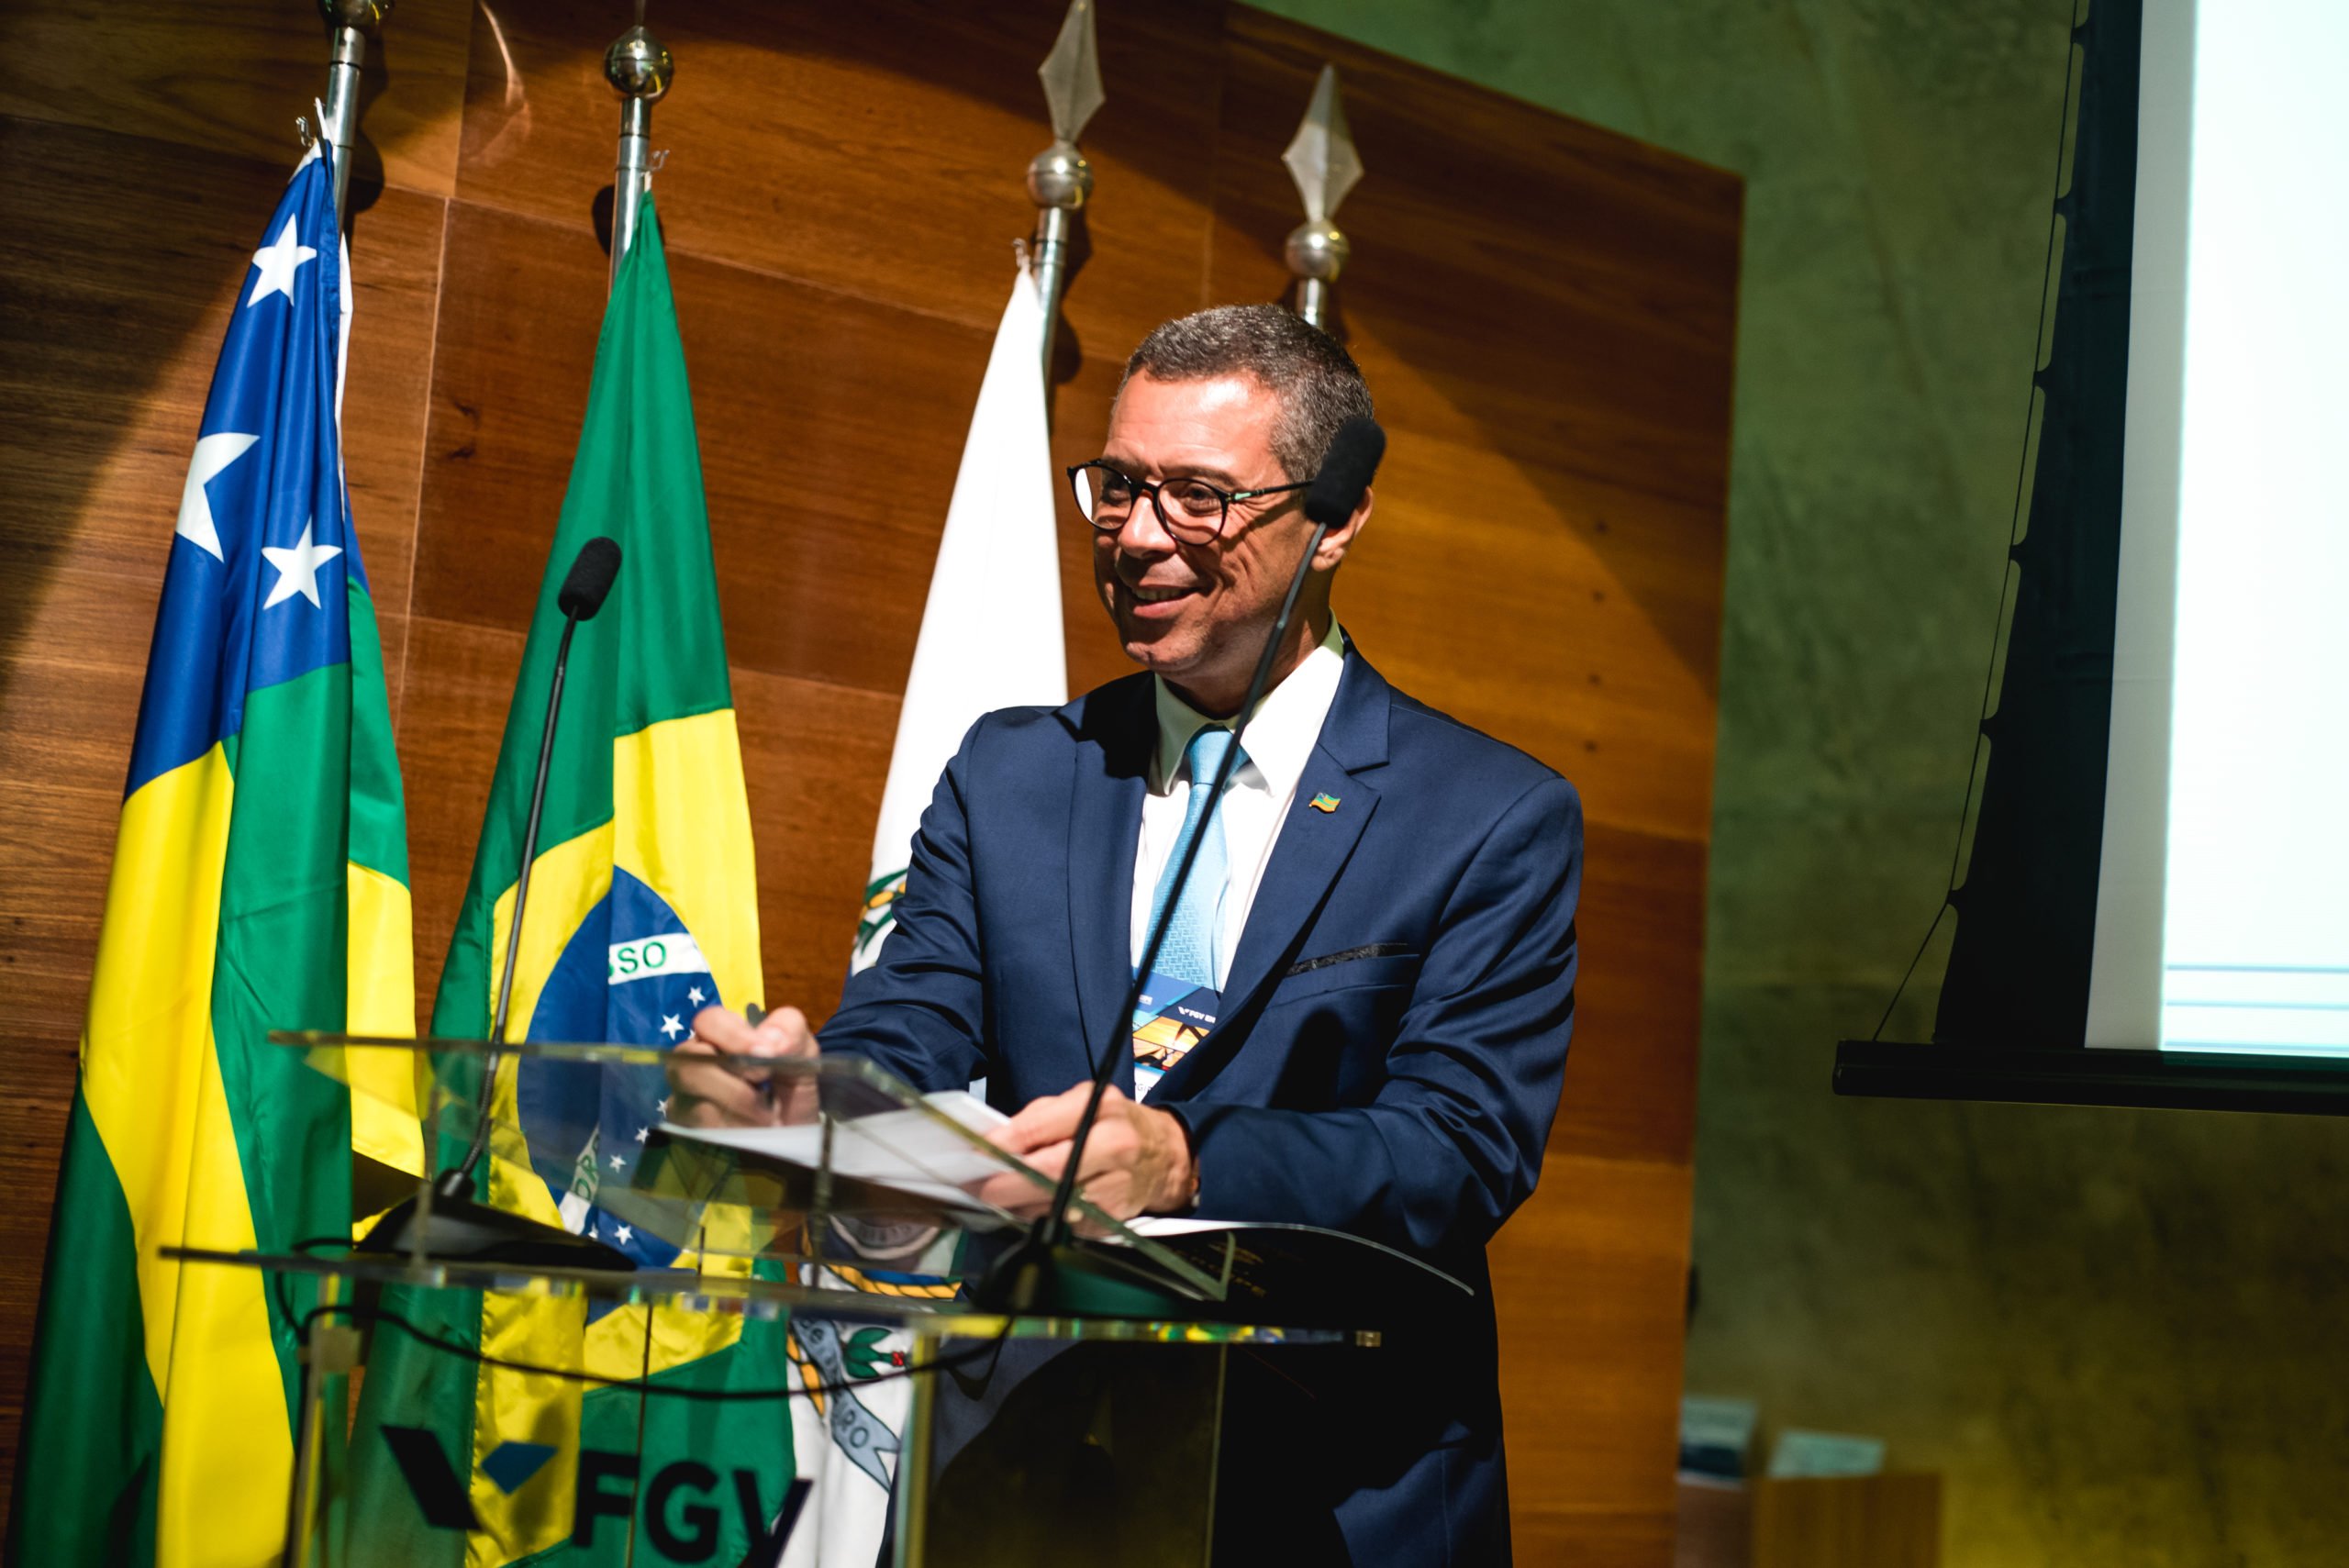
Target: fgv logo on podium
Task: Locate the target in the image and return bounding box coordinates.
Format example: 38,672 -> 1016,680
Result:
379,1426 -> 811,1561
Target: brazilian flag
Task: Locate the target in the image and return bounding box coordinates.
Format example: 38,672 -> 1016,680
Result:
347,199 -> 796,1565
8,144 -> 419,1566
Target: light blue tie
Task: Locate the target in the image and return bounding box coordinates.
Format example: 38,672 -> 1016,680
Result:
1146,727 -> 1245,989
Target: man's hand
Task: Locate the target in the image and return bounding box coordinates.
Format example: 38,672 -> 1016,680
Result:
670,1005 -> 819,1127
972,1084 -> 1197,1222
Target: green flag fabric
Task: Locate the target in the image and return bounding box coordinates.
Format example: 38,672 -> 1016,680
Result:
345,198 -> 793,1565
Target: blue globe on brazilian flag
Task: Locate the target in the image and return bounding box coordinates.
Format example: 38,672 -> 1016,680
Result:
348,197 -> 797,1565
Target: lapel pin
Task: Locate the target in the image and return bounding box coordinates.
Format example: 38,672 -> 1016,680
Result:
1309,792 -> 1341,813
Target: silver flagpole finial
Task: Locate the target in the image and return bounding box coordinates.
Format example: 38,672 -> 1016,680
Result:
606,24 -> 674,289
317,0 -> 394,228
1281,64 -> 1362,332
1028,0 -> 1104,378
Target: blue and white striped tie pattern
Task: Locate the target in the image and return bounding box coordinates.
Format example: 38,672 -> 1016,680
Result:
1132,727 -> 1244,1097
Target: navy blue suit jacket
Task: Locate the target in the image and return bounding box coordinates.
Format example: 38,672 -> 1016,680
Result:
823,646 -> 1581,1564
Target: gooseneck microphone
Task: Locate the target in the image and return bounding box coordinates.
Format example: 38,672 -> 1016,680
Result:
446,535 -> 623,1195
360,538 -> 632,1267
975,417 -> 1386,1314
556,535 -> 624,620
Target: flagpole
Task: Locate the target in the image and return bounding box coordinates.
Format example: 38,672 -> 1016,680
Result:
1281,64 -> 1364,333
606,24 -> 674,288
1029,0 -> 1105,378
317,0 -> 392,227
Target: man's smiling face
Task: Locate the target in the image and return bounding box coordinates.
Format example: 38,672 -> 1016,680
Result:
1091,372 -> 1319,714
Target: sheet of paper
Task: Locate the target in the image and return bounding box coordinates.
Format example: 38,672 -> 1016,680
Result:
660,1090 -> 1017,1211
1123,1216 -> 1248,1238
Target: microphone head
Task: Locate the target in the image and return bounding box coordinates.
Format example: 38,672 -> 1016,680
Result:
1303,417 -> 1386,528
557,536 -> 623,621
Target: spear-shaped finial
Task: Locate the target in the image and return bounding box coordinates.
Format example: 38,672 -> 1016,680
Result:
1028,0 -> 1104,378
1038,0 -> 1106,147
1281,64 -> 1362,332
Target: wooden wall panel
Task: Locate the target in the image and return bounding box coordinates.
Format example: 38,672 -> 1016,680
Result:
1341,439 -> 1722,842
405,202 -> 605,634
1564,824 -> 1709,1165
0,5 -> 1736,1560
0,0 -> 472,199
1488,1153 -> 1698,1548
449,0 -> 1221,356
390,616 -> 526,1024
1200,14 -> 1737,1558
0,124 -> 310,592
1208,9 -> 1742,512
341,184 -> 453,724
730,667 -> 905,1020
413,200 -> 995,691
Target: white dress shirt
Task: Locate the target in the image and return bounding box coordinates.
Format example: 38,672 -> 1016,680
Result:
1129,619 -> 1348,989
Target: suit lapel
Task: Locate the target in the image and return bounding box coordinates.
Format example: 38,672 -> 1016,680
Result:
1065,679 -> 1152,1090
1154,652 -> 1393,1101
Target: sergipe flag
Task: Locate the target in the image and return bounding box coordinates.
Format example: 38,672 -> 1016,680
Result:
8,142 -> 419,1567
788,261 -> 1063,1568
343,197 -> 796,1565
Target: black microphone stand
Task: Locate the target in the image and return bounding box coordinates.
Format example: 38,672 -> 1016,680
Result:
442,606 -> 578,1200
358,541 -> 630,1268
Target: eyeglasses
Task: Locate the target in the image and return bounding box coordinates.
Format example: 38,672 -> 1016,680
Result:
1066,461 -> 1313,545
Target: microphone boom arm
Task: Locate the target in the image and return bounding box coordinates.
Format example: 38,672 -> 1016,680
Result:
1029,517 -> 1333,1255
442,610 -> 578,1195
441,532 -> 621,1196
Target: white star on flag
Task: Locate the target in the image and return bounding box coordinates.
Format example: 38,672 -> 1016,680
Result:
608,1154 -> 625,1172
615,1225 -> 633,1244
634,1126 -> 649,1143
687,986 -> 706,1006
246,215 -> 318,308
175,432 -> 259,562
659,1015 -> 685,1040
261,519 -> 343,609
655,1096 -> 669,1116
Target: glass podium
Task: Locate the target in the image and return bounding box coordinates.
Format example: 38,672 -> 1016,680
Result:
162,1035 -> 1370,1567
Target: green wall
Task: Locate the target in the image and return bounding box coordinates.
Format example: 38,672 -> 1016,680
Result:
1252,1 -> 2349,1562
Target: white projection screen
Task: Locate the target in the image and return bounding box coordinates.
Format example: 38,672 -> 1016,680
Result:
2087,0 -> 2349,1053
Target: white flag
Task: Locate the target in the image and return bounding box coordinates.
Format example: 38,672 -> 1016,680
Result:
785,263 -> 1065,1568
851,263 -> 1068,973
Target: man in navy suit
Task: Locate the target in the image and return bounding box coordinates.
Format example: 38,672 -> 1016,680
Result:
692,306 -> 1580,1564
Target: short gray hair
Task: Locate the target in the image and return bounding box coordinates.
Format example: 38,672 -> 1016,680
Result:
1120,305 -> 1375,481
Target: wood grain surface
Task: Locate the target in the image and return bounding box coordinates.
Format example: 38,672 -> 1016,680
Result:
0,3 -> 1737,1556
0,0 -> 472,200
1752,1473 -> 1944,1568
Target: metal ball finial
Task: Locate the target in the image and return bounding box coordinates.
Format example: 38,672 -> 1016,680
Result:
606,26 -> 674,103
1285,219 -> 1349,283
318,0 -> 393,29
1027,141 -> 1094,213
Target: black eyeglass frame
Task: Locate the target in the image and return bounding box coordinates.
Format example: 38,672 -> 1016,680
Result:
1065,460 -> 1315,543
